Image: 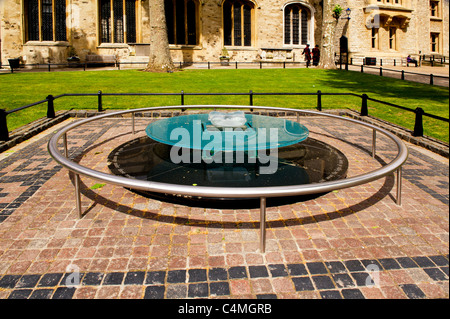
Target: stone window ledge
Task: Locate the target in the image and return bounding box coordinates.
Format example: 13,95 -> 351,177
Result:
282,45 -> 307,50
224,46 -> 257,51
97,43 -> 130,49
24,41 -> 69,47
169,45 -> 202,50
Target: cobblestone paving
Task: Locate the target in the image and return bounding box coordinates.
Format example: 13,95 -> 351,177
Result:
0,117 -> 448,299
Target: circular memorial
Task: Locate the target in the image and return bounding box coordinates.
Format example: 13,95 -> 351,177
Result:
48,105 -> 408,252
107,112 -> 348,206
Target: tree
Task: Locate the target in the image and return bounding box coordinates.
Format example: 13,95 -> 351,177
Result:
318,2 -> 341,69
145,0 -> 175,72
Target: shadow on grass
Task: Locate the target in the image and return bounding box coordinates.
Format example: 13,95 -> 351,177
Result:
317,69 -> 449,105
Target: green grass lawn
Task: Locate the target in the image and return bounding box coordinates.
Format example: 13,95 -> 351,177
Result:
1,68 -> 448,142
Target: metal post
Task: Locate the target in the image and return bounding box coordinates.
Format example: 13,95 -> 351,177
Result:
396,168 -> 402,206
0,109 -> 9,141
401,70 -> 405,80
249,90 -> 253,106
361,65 -> 364,73
430,74 -> 434,85
372,129 -> 376,158
132,112 -> 135,135
379,67 -> 383,76
413,107 -> 424,137
235,61 -> 238,69
260,62 -> 262,69
181,90 -> 185,105
98,90 -> 103,112
260,197 -> 267,253
74,173 -> 83,219
48,63 -> 51,72
361,94 -> 368,116
317,90 -> 322,111
47,95 -> 55,118
380,59 -> 383,67
63,133 -> 68,158
208,62 -> 210,70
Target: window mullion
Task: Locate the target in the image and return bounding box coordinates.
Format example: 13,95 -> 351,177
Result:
173,0 -> 177,44
110,0 -> 114,43
184,1 -> 188,45
298,8 -> 301,45
123,0 -> 127,42
38,0 -> 42,41
241,4 -> 243,45
230,3 -> 234,46
52,0 -> 56,41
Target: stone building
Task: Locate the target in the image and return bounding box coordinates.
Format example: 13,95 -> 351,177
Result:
0,0 -> 448,67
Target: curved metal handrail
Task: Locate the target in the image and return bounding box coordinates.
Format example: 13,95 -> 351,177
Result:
47,105 -> 409,252
48,105 -> 408,198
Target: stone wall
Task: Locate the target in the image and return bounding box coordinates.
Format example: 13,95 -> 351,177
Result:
0,0 -> 448,66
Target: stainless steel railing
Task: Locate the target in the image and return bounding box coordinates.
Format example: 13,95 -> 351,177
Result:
48,105 -> 409,252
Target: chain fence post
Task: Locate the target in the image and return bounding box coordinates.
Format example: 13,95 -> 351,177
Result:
98,90 -> 103,112
413,107 -> 424,137
0,109 -> 9,141
47,95 -> 56,118
317,90 -> 322,111
361,94 -> 368,116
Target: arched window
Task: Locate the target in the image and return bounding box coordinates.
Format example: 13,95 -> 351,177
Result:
100,0 -> 137,43
165,0 -> 198,45
223,0 -> 254,47
284,3 -> 309,46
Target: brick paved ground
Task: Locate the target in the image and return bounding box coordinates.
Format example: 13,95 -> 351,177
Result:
0,115 -> 448,300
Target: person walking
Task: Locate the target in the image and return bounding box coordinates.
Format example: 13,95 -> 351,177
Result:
312,45 -> 320,66
302,44 -> 312,68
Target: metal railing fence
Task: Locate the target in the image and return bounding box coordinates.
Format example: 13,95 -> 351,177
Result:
1,90 -> 448,143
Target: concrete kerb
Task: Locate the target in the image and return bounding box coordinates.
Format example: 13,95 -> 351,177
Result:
0,108 -> 448,158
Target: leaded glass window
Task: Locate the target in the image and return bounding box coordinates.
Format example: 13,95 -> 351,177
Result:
301,10 -> 308,45
284,3 -> 310,46
165,0 -> 199,45
99,0 -> 137,44
25,0 -> 67,42
222,0 -> 253,47
26,0 -> 40,41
